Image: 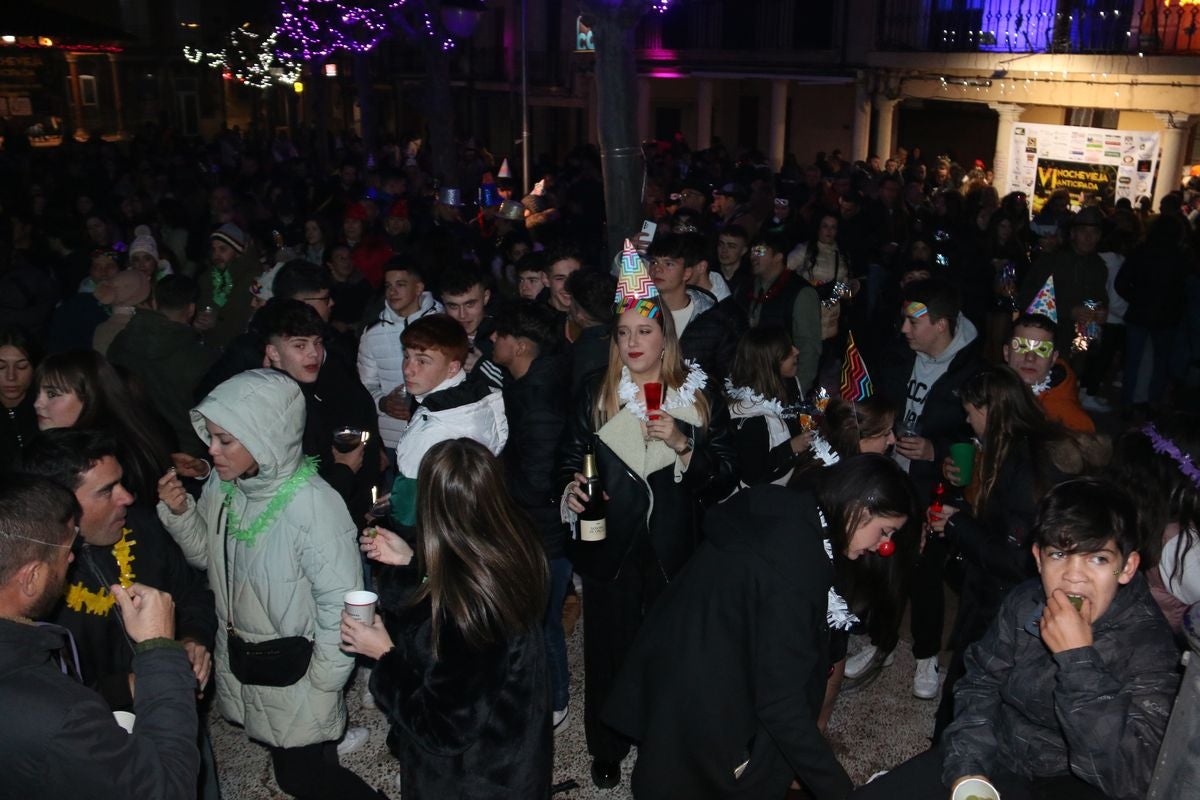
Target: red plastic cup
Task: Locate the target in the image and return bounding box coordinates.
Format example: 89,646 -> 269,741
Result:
644,382 -> 663,420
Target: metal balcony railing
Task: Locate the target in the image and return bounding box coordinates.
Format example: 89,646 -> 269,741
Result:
877,0 -> 1200,54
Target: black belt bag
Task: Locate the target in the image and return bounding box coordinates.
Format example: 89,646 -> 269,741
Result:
226,629 -> 313,687
222,505 -> 313,687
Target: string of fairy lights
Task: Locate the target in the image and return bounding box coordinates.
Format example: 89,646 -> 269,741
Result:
183,28 -> 302,89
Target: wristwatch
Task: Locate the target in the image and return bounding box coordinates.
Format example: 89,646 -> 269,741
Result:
675,435 -> 695,456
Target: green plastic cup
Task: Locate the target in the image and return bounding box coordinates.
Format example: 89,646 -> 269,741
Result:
949,442 -> 976,487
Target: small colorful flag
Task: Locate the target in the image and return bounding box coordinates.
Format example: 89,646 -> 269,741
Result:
840,331 -> 874,402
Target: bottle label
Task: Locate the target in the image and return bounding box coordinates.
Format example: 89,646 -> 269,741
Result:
579,518 -> 607,542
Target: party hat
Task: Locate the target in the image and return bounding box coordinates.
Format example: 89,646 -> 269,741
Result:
1025,275 -> 1057,323
497,158 -> 511,179
840,331 -> 874,402
614,238 -> 659,317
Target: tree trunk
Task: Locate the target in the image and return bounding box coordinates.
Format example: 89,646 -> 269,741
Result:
353,50 -> 377,154
312,60 -> 331,169
583,0 -> 649,260
424,41 -> 458,187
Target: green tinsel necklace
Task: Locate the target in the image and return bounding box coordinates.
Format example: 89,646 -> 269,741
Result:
220,457 -> 318,546
211,267 -> 233,308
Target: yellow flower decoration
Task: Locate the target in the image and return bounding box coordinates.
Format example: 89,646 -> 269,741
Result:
63,528 -> 137,616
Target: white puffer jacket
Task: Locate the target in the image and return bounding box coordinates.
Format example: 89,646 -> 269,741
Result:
395,371 -> 509,478
356,292 -> 442,449
158,369 -> 362,749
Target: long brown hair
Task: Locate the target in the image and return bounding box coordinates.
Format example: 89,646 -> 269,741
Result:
822,396 -> 895,458
593,298 -> 709,429
34,350 -> 171,502
412,438 -> 549,657
960,365 -> 1098,513
728,326 -> 790,405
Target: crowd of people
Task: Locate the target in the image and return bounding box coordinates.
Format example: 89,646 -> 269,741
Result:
1,121 -> 1198,800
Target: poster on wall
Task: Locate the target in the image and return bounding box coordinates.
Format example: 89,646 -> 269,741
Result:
1008,122 -> 1159,214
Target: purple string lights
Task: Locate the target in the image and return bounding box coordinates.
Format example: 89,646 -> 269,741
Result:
275,0 -> 406,61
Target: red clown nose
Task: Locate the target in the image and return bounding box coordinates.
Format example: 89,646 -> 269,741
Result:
877,540 -> 896,557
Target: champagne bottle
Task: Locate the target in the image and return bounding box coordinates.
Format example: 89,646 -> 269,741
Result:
579,445 -> 607,542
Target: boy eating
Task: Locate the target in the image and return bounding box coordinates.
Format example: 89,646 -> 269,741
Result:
853,478 -> 1180,800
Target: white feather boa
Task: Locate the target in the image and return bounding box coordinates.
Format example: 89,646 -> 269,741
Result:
618,360 -> 707,421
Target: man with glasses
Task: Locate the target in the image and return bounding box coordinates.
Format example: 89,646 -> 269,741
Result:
1003,313 -> 1094,432
0,473 -> 201,798
743,230 -> 821,393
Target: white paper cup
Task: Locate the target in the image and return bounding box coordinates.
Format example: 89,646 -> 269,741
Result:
344,590 -> 379,625
952,777 -> 1000,800
113,710 -> 136,734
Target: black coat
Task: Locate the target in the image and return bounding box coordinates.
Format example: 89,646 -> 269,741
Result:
567,323 -> 611,400
370,565 -> 551,800
558,376 -> 739,582
49,505 -> 216,711
943,441 -> 1055,649
0,620 -> 200,799
501,353 -> 570,560
603,486 -> 853,800
299,352 -> 382,525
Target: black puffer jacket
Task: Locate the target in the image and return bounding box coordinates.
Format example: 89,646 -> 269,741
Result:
558,375 -> 739,582
501,353 -> 570,560
943,575 -> 1180,799
679,287 -> 739,382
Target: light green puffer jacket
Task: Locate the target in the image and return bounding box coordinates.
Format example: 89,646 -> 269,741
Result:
158,369 -> 362,748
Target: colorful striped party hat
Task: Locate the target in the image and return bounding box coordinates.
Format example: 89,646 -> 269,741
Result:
614,238 -> 659,317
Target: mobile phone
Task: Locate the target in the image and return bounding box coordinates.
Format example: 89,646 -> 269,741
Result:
637,220 -> 657,255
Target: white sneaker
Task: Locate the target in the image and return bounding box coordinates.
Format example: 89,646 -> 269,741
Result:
552,706 -> 569,732
913,656 -> 941,699
844,645 -> 895,680
1080,391 -> 1110,412
336,726 -> 369,756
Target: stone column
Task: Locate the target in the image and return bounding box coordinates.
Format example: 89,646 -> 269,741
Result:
107,53 -> 125,137
988,102 -> 1025,196
873,94 -> 900,162
636,77 -> 652,143
768,79 -> 788,172
696,78 -> 713,150
65,53 -> 85,139
850,78 -> 870,163
1152,112 -> 1192,212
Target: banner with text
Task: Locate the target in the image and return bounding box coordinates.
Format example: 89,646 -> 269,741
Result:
1007,122 -> 1159,214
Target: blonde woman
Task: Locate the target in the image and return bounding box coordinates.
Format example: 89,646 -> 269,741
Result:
559,285 -> 737,788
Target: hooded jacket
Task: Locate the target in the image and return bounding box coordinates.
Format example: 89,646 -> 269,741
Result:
157,369 -> 362,748
876,314 -> 983,498
0,619 -> 200,799
357,292 -> 443,449
109,309 -> 219,456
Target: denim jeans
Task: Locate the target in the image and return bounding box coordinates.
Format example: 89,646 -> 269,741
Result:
544,557 -> 573,712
